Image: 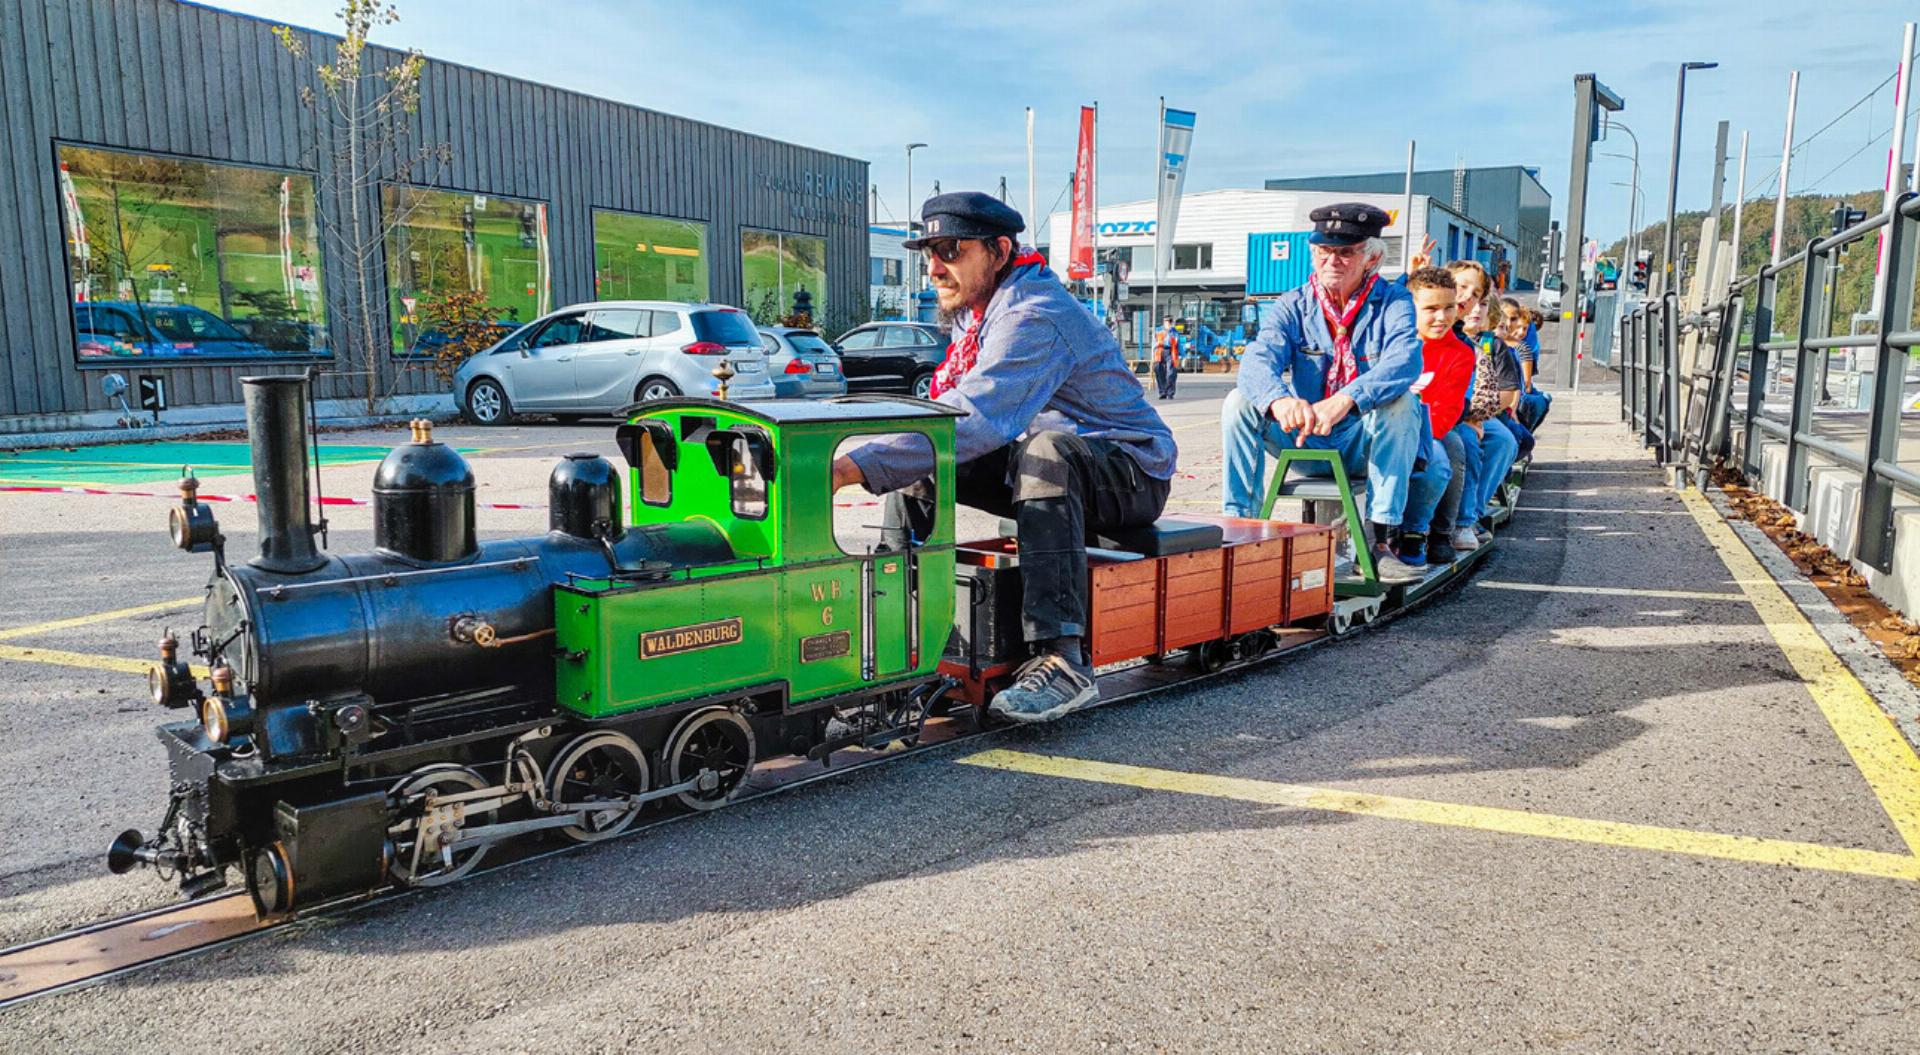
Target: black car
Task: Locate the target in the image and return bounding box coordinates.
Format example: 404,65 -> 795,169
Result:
832,322 -> 947,398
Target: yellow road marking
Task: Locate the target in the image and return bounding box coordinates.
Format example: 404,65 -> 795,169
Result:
0,643 -> 206,678
0,597 -> 201,642
1680,488 -> 1920,856
1475,580 -> 1744,602
1513,506 -> 1691,515
957,749 -> 1920,883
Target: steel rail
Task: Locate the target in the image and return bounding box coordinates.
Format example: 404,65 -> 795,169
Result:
0,535 -> 1504,1011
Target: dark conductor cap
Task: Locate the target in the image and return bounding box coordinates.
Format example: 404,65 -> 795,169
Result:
904,191 -> 1025,249
1308,202 -> 1390,246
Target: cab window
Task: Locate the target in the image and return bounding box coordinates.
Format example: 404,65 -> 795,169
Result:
638,428 -> 672,507
831,432 -> 936,554
729,434 -> 768,520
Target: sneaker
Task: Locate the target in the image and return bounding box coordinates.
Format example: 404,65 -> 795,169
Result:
1369,546 -> 1425,584
989,653 -> 1098,725
1450,527 -> 1481,552
1426,533 -> 1458,565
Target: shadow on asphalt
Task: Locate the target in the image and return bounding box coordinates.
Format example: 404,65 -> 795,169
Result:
63,444 -> 1832,987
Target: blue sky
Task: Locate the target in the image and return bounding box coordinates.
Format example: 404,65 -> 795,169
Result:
213,0 -> 1916,249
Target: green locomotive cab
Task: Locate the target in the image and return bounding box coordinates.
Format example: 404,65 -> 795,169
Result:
554,397 -> 962,720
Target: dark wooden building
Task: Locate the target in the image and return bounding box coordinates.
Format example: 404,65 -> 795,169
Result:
0,0 -> 867,434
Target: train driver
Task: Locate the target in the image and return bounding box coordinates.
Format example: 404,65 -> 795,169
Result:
831,191 -> 1177,725
1218,202 -> 1429,584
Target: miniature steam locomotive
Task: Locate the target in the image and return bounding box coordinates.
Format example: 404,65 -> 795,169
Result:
113,373 -> 1347,919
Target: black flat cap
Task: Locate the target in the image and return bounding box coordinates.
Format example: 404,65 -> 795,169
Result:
904,191 -> 1025,249
1308,202 -> 1390,246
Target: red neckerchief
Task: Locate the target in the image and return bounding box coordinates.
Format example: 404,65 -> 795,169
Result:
928,250 -> 1047,399
1308,272 -> 1378,399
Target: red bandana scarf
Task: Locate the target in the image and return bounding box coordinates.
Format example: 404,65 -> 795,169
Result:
928,250 -> 1049,399
1308,272 -> 1378,399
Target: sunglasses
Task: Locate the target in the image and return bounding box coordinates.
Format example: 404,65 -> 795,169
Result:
920,239 -> 970,263
925,237 -> 1013,263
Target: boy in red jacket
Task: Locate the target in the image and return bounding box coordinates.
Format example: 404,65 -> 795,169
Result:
1399,267 -> 1478,564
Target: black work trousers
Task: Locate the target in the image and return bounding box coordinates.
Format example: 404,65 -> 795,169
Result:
884,431 -> 1170,642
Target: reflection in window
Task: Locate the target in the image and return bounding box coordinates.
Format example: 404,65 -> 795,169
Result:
56,144 -> 328,362
385,186 -> 551,356
639,428 -> 672,507
729,435 -> 769,520
742,230 -> 828,324
584,308 -> 648,342
593,210 -> 710,303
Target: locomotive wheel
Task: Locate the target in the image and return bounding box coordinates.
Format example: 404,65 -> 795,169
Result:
545,731 -> 650,842
389,764 -> 495,887
665,708 -> 756,812
245,841 -> 294,918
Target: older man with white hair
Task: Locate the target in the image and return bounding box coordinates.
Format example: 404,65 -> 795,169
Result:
1219,202 -> 1430,583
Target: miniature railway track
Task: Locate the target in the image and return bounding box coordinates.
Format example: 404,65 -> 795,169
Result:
0,546 -> 1488,1011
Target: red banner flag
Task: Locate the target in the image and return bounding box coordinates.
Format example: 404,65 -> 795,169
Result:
1067,105 -> 1096,280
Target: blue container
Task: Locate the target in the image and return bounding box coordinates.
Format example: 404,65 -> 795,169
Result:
1246,232 -> 1313,296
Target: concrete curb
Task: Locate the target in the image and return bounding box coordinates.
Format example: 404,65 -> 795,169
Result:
1702,485 -> 1920,753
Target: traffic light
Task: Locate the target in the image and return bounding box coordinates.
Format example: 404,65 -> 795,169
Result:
1829,202 -> 1867,236
791,287 -> 814,318
1830,202 -> 1868,254
1630,251 -> 1651,292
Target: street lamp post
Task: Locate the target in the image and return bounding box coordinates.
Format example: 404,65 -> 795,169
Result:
1601,117 -> 1642,277
905,142 -> 927,315
1663,62 -> 1717,297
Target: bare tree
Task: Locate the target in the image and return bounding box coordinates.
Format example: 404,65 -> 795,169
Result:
275,2 -> 450,413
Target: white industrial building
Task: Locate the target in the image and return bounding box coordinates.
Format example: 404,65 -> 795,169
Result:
868,224 -> 913,321
1043,189 -> 1516,347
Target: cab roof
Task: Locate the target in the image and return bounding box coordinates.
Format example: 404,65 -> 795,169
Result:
623,395 -> 966,425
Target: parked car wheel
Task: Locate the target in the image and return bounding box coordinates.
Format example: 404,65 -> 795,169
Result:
465,378 -> 512,425
910,370 -> 935,400
635,376 -> 681,403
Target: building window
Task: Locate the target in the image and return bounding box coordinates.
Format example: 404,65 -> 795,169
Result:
870,256 -> 903,287
384,186 -> 551,357
742,230 -> 828,322
1171,243 -> 1213,271
55,143 -> 328,363
592,210 -> 710,303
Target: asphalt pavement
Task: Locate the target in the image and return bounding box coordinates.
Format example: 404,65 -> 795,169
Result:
3,371 -> 1918,1053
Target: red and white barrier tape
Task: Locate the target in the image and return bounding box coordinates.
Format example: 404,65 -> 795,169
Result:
2,483 -> 882,510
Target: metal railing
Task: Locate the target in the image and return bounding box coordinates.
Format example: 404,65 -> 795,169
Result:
1624,190 -> 1920,572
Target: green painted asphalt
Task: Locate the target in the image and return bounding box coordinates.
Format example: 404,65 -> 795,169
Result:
0,441 -> 408,485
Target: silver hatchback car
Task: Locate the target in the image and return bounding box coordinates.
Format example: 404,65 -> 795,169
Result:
757,326 -> 849,399
454,301 -> 776,424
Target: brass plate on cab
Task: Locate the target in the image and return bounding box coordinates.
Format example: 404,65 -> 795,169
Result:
800,629 -> 852,663
639,617 -> 743,660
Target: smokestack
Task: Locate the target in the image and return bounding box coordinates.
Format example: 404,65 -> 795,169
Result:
242,375 -> 325,574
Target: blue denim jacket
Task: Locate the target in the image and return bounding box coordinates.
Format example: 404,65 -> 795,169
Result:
849,255 -> 1176,494
1236,276 -> 1423,417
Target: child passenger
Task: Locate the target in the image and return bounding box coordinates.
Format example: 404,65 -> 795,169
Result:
1449,262 -> 1519,539
1398,267 -> 1480,560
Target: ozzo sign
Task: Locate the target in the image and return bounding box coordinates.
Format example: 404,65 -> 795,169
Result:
758,168 -> 861,227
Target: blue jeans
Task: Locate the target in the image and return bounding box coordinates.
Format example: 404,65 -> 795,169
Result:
1400,432 -> 1453,537
1460,418 -> 1519,528
1221,388 -> 1425,524
1518,389 -> 1551,431
1498,412 -> 1535,460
